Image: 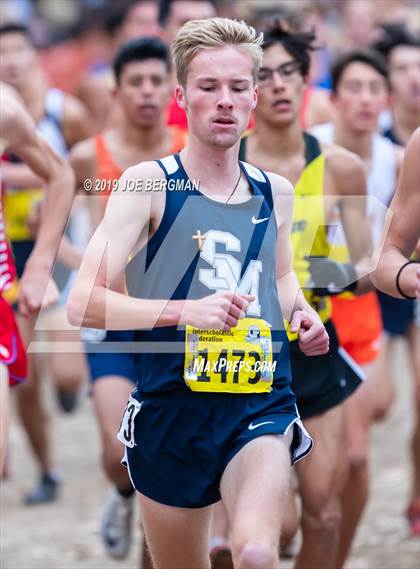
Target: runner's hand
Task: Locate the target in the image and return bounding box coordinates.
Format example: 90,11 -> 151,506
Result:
306,256 -> 358,296
182,292 -> 254,331
18,263 -> 59,316
290,310 -> 329,356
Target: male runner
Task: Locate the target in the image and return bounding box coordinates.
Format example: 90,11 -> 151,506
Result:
76,1 -> 162,133
0,84 -> 74,467
70,36 -> 186,561
374,26 -> 420,535
0,22 -> 90,503
236,22 -> 373,569
312,49 -> 405,562
372,128 -> 420,534
68,17 -> 329,569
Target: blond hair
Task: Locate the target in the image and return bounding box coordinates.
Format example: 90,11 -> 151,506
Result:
172,17 -> 263,86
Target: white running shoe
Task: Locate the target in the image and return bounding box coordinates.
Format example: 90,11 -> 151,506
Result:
101,486 -> 134,559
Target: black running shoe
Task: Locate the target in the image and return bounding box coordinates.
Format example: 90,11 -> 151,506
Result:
24,474 -> 60,505
56,388 -> 79,413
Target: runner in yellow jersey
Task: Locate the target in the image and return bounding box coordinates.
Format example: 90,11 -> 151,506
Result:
211,21 -> 373,569
0,22 -> 90,504
0,83 -> 74,469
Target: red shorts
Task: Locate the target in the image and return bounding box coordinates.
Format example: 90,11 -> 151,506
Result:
332,292 -> 383,365
0,295 -> 27,386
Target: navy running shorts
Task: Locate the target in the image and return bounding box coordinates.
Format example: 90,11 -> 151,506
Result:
120,385 -> 312,508
377,290 -> 415,337
85,330 -> 137,384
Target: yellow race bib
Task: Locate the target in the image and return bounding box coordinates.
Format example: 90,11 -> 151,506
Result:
184,318 -> 274,394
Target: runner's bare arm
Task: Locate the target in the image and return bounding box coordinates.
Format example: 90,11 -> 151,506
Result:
327,147 -> 373,293
68,161 -> 255,331
271,173 -> 329,355
371,128 -> 420,298
69,138 -> 97,193
67,162 -> 165,328
1,93 -> 74,314
4,99 -> 74,262
0,161 -> 44,188
62,94 -> 92,147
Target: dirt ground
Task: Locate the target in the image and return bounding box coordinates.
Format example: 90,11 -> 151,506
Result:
1,339 -> 419,569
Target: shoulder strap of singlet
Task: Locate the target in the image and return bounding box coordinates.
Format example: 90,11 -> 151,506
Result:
303,131 -> 322,166
238,135 -> 272,208
239,136 -> 247,162
148,154 -> 191,270
239,159 -> 275,276
239,159 -> 273,211
383,127 -> 401,146
157,154 -> 180,177
94,134 -> 123,179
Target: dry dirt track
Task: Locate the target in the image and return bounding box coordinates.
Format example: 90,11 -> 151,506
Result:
1,339 -> 419,569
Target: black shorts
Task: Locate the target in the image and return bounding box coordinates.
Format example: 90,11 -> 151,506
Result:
377,290 -> 415,336
290,319 -> 362,419
10,240 -> 34,279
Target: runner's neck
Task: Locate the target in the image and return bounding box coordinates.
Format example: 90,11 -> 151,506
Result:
251,119 -> 305,159
116,115 -> 170,152
392,102 -> 420,145
179,136 -> 242,196
333,119 -> 373,161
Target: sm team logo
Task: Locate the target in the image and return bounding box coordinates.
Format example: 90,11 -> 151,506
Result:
198,230 -> 262,316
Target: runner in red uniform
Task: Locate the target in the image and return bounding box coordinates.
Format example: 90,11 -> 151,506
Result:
0,83 -> 74,469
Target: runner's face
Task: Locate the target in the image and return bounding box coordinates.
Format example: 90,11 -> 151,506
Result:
116,59 -> 171,127
389,46 -> 420,112
254,44 -> 306,128
120,1 -> 161,41
333,62 -> 389,133
0,33 -> 36,89
178,46 -> 257,149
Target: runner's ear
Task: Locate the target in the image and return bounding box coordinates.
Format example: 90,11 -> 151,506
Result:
175,84 -> 186,110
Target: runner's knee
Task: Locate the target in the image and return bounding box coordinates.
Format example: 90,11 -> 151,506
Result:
51,357 -> 84,390
348,445 -> 368,471
301,505 -> 341,545
374,382 -> 395,421
232,540 -> 278,569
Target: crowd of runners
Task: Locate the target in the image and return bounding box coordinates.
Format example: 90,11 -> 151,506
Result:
1,1 -> 419,568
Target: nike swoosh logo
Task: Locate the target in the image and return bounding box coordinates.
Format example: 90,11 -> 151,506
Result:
251,216 -> 270,224
248,420 -> 276,431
